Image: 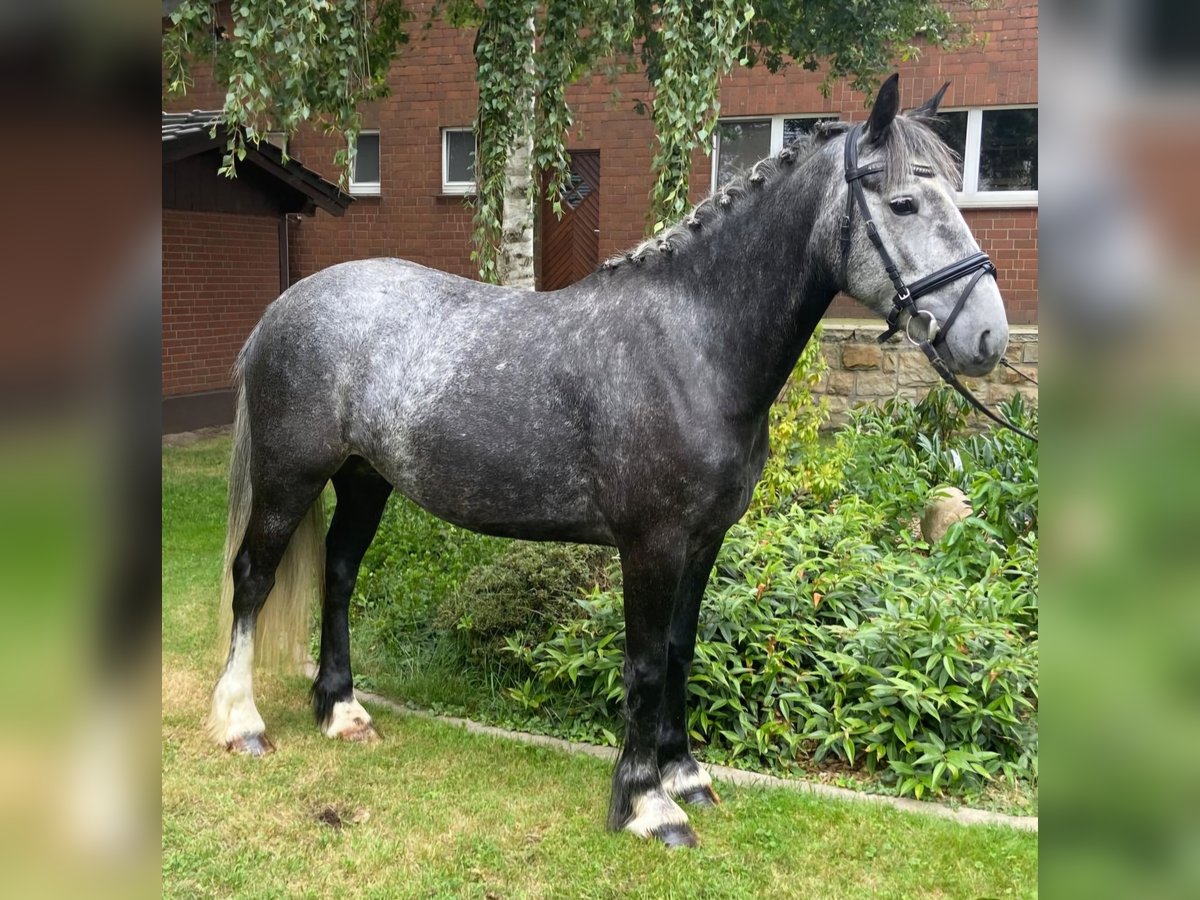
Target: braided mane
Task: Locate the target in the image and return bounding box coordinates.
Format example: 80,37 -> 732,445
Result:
598,114 -> 960,274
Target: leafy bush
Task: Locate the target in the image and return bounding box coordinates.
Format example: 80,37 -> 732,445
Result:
506,490 -> 1037,798
436,541 -> 618,650
347,495 -> 505,670
753,325 -> 840,510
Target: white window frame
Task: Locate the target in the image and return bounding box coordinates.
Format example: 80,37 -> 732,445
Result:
441,127 -> 477,195
944,105 -> 1038,209
349,130 -> 381,196
712,114 -> 836,193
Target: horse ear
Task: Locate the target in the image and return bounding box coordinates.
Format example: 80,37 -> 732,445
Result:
866,74 -> 901,143
909,81 -> 951,119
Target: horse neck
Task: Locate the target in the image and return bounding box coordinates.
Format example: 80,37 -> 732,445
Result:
662,171 -> 839,421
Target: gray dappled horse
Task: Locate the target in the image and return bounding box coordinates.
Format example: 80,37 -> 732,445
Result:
209,76 -> 1010,848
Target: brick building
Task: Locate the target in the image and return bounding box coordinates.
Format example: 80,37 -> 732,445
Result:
161,111 -> 351,430
163,0 -> 1037,428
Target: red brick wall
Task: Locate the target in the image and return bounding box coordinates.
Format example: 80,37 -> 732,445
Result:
963,208 -> 1038,324
167,0 -> 1037,323
283,15 -> 481,282
162,209 -> 280,397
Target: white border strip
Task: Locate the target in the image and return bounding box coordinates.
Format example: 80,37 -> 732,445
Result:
345,681 -> 1037,832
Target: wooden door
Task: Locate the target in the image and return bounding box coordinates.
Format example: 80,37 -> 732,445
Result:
540,150 -> 600,291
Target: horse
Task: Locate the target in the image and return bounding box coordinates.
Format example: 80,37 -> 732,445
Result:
208,74 -> 1010,848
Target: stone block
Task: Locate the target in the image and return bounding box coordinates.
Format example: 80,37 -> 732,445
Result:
1022,342 -> 1039,363
823,395 -> 851,415
1001,364 -> 1038,385
820,326 -> 852,343
922,486 -> 972,543
989,383 -> 1019,405
898,353 -> 938,387
881,349 -> 898,373
825,370 -> 855,396
855,371 -> 899,398
822,410 -> 849,431
842,343 -> 882,370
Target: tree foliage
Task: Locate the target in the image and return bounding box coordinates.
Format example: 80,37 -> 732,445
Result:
162,0 -> 409,179
163,0 -> 971,281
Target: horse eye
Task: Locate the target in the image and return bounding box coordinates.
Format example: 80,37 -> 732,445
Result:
889,197 -> 918,216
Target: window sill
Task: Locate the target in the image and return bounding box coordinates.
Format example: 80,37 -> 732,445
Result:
349,185 -> 381,197
956,194 -> 1038,210
437,191 -> 476,199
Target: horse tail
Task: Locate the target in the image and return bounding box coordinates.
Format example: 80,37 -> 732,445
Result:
217,342 -> 326,672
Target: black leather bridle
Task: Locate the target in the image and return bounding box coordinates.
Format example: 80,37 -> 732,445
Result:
839,123 -> 1037,442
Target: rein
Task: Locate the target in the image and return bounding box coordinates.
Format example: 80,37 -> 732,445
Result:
839,123 -> 1037,443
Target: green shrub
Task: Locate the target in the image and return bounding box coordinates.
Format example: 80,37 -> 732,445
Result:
436,541 -> 618,650
505,489 -> 1037,798
753,325 -> 841,511
347,495 -> 506,669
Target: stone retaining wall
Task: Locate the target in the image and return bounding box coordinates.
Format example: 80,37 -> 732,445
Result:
814,323 -> 1038,429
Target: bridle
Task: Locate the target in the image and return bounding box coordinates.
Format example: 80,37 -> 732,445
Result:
839,123 -> 1037,443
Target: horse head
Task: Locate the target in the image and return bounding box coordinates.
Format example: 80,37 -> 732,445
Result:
832,75 -> 1010,377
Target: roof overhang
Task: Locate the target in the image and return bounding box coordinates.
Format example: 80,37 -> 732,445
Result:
162,110 -> 353,217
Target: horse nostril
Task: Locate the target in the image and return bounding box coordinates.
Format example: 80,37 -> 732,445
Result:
978,329 -> 993,359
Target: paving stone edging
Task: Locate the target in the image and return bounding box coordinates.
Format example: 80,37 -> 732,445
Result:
349,684 -> 1037,832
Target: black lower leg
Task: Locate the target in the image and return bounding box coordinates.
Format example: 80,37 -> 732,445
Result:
657,539 -> 723,804
607,534 -> 694,845
311,459 -> 392,727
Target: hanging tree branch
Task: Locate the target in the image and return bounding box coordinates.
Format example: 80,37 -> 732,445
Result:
164,0 -> 970,282
163,0 -> 410,185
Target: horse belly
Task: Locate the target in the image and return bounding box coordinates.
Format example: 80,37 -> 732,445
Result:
369,428 -> 612,544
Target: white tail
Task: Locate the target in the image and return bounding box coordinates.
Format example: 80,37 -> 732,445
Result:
217,377 -> 326,672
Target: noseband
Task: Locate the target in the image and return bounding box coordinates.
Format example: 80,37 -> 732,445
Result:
839,123 -> 1037,442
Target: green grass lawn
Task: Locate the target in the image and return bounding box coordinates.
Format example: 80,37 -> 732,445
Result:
163,436 -> 1038,898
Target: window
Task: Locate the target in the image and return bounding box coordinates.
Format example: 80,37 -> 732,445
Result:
442,128 -> 476,194
935,107 -> 1037,208
713,115 -> 838,192
265,131 -> 287,154
350,131 -> 380,195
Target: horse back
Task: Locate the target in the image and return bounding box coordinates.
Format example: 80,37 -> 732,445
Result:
240,258 -> 763,544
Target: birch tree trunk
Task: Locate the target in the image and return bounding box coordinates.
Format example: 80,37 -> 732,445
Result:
498,15 -> 537,290
498,125 -> 535,289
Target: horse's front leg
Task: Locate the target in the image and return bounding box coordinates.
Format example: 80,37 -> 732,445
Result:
657,538 -> 723,807
608,532 -> 696,847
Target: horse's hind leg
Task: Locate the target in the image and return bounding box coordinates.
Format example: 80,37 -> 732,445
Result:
312,459 -> 392,741
210,477 -> 326,755
658,538 -> 723,807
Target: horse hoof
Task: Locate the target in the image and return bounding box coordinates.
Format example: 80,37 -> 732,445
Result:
679,784 -> 721,807
227,732 -> 275,756
334,720 -> 382,743
652,823 -> 699,849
